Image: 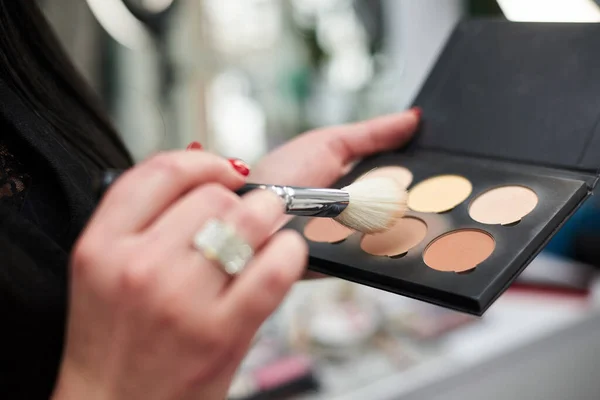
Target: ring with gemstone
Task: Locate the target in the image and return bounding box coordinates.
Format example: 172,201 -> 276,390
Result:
192,218 -> 254,276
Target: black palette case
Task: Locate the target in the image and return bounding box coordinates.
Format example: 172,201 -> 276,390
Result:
286,19 -> 600,315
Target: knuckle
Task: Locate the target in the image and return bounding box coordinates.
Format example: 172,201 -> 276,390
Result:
244,296 -> 270,321
262,232 -> 308,291
146,152 -> 186,177
249,190 -> 285,214
199,183 -> 239,209
237,208 -> 263,232
200,321 -> 230,350
263,192 -> 286,215
118,257 -> 156,294
71,239 -> 98,268
157,296 -> 186,328
263,262 -> 295,295
71,250 -> 95,279
279,230 -> 309,265
288,230 -> 310,254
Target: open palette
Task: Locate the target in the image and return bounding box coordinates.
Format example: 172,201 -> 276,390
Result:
285,19 -> 600,315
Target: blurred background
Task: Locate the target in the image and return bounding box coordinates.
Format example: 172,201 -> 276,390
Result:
42,0 -> 600,398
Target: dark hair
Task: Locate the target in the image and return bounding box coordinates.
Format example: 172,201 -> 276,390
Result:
0,0 -> 133,169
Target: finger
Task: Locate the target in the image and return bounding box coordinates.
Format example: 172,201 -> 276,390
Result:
220,230 -> 308,332
131,186 -> 241,304
221,189 -> 286,251
323,108 -> 421,165
143,187 -> 284,302
157,189 -> 285,303
144,183 -> 241,251
91,151 -> 245,234
186,141 -> 203,150
141,187 -> 241,303
185,140 -> 251,177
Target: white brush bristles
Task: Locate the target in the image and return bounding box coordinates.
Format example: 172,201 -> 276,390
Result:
335,177 -> 407,234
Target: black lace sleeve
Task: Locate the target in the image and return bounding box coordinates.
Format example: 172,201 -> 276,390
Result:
0,138 -> 31,211
0,137 -> 67,398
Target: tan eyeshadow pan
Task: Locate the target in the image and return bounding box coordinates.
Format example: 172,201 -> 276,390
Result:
469,185 -> 538,225
303,218 -> 354,243
360,217 -> 427,257
423,229 -> 495,273
356,166 -> 413,188
408,175 -> 472,213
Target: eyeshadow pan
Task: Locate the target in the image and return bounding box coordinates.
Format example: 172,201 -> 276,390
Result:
423,229 -> 495,273
303,218 -> 354,243
356,166 -> 413,188
408,175 -> 472,213
360,217 -> 427,257
469,185 -> 538,225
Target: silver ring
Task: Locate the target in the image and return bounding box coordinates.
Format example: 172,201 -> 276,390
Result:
193,218 -> 254,276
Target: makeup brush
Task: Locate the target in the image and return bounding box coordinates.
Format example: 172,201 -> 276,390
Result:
94,170 -> 407,234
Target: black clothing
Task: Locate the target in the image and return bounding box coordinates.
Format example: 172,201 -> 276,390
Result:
0,77 -> 106,398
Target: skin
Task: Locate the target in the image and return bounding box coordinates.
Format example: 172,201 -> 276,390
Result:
51,110 -> 419,400
251,110 -> 420,279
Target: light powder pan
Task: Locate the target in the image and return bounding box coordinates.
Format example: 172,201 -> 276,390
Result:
356,166 -> 413,189
469,185 -> 538,225
408,175 -> 472,213
360,217 -> 427,257
303,218 -> 354,243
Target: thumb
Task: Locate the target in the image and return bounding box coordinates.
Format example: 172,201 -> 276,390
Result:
326,107 -> 421,165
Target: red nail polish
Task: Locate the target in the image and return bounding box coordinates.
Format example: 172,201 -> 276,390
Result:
186,141 -> 203,150
228,158 -> 250,177
411,107 -> 422,119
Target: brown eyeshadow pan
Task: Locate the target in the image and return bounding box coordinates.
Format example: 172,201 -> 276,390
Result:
423,229 -> 495,273
360,217 -> 427,257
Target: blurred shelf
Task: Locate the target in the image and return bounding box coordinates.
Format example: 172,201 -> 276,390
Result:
282,257 -> 600,400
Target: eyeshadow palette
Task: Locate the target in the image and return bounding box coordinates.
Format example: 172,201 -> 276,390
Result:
285,19 -> 600,315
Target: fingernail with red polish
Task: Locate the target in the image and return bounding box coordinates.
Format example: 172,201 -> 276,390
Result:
186,141 -> 203,150
229,158 -> 250,177
411,107 -> 422,119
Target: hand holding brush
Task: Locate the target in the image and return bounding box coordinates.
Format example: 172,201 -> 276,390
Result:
94,169 -> 407,234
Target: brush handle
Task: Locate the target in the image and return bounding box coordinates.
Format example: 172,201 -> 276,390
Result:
243,184 -> 350,217
93,170 -> 349,218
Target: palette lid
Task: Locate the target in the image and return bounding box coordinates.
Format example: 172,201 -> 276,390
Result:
410,19 -> 600,177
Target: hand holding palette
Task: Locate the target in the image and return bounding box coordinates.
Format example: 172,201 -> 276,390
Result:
285,19 -> 600,315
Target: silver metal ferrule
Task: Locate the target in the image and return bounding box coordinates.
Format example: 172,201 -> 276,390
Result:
257,185 -> 350,218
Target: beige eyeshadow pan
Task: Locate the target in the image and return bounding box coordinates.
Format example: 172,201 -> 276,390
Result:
408,175 -> 472,213
356,166 -> 413,188
469,185 -> 538,225
303,218 -> 354,243
423,229 -> 495,273
360,217 -> 427,257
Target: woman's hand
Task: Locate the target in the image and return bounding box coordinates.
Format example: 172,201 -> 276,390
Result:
52,151 -> 308,400
250,108 -> 420,279
250,108 -> 421,187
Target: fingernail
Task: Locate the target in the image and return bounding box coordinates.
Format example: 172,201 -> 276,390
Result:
186,141 -> 203,150
410,107 -> 422,119
228,158 -> 250,177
